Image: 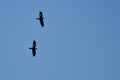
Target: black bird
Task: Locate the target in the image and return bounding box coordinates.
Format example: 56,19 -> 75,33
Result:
36,11 -> 44,27
29,40 -> 37,57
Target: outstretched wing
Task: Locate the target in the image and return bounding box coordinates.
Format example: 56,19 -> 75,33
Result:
40,19 -> 44,27
33,40 -> 36,47
32,48 -> 36,57
39,11 -> 43,18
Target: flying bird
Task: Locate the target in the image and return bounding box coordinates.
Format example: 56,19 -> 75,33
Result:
36,11 -> 44,27
29,40 -> 37,57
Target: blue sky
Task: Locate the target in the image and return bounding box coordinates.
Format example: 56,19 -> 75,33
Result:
0,0 -> 120,80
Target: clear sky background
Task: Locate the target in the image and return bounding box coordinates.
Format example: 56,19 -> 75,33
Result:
0,0 -> 120,80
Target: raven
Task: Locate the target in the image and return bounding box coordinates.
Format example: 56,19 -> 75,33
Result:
29,40 -> 37,57
36,11 -> 44,27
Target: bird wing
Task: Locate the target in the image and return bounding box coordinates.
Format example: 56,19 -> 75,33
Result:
39,11 -> 43,18
40,19 -> 44,27
33,40 -> 36,47
32,48 -> 36,57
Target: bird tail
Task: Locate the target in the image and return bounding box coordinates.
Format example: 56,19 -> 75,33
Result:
36,18 -> 40,20
29,48 -> 33,49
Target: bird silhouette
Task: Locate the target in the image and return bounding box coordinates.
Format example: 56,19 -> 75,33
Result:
36,11 -> 44,27
29,40 -> 37,57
